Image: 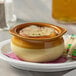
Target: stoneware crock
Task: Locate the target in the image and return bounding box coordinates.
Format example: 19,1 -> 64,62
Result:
9,22 -> 67,62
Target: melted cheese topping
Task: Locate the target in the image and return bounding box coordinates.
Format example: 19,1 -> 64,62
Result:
19,25 -> 55,37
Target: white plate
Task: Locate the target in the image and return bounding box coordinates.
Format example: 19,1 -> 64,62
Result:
0,37 -> 76,72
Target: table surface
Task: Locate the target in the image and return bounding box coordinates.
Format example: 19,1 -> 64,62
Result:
0,0 -> 76,76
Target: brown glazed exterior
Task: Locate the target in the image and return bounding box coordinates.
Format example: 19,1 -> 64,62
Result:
12,36 -> 64,49
9,22 -> 67,40
9,22 -> 67,62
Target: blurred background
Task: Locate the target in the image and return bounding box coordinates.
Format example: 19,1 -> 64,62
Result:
14,0 -> 51,23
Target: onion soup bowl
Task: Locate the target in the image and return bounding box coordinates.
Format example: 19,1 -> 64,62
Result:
9,22 -> 67,63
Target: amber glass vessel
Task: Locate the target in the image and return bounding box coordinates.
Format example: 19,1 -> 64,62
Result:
52,0 -> 76,23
